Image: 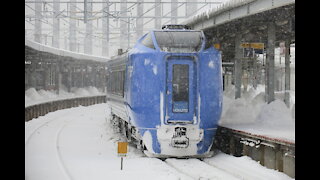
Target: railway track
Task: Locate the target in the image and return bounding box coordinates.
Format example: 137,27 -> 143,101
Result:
25,106 -> 88,180
25,102 -> 293,180
163,158 -> 240,180
25,109 -> 73,146
160,154 -> 292,180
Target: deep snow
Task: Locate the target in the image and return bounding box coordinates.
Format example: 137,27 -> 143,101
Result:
220,85 -> 295,142
25,103 -> 293,180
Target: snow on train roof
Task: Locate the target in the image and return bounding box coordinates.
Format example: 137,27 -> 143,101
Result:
25,39 -> 109,63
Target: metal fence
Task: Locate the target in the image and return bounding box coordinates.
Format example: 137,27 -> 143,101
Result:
25,95 -> 106,122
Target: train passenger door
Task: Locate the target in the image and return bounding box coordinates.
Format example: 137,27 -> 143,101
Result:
166,58 -> 196,124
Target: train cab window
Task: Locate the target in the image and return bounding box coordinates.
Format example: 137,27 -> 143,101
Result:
154,31 -> 203,53
172,64 -> 189,113
141,33 -> 155,49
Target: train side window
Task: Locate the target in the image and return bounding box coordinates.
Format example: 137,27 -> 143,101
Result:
141,33 -> 155,49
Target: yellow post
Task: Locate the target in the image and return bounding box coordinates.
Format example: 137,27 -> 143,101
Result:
118,142 -> 128,170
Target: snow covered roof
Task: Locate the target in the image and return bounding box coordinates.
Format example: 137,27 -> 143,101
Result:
25,39 -> 109,63
184,0 -> 295,29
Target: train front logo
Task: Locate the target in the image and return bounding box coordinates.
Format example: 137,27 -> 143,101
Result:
107,24 -> 223,158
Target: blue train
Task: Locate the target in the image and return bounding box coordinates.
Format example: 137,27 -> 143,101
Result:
106,25 -> 223,158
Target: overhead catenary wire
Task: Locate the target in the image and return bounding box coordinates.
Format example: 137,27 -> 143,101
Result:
25,1 -> 223,55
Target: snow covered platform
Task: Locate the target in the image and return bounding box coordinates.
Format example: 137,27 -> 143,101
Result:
219,85 -> 295,143
214,126 -> 295,178
215,85 -> 295,178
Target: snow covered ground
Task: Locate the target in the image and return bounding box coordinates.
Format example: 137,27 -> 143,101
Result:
220,85 -> 295,143
25,86 -> 105,107
25,103 -> 293,180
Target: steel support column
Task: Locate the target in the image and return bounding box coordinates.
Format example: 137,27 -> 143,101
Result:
266,22 -> 275,103
284,39 -> 291,107
253,54 -> 258,89
234,34 -> 242,99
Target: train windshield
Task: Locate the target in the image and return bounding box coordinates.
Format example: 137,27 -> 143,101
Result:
154,31 -> 203,53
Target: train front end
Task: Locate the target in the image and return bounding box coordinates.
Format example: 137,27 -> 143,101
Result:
127,25 -> 223,157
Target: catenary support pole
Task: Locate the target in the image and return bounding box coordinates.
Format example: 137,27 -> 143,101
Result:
102,0 -> 110,57
53,0 -> 60,48
69,0 -> 77,51
136,0 -> 144,38
34,0 -> 42,43
186,0 -> 197,17
120,0 -> 127,50
171,0 -> 178,24
155,0 -> 162,29
84,0 -> 93,54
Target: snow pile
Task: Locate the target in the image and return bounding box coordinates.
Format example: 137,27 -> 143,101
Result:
72,87 -> 91,96
25,86 -> 105,107
220,85 -> 295,142
256,100 -> 294,128
222,97 -> 257,124
25,88 -> 42,100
